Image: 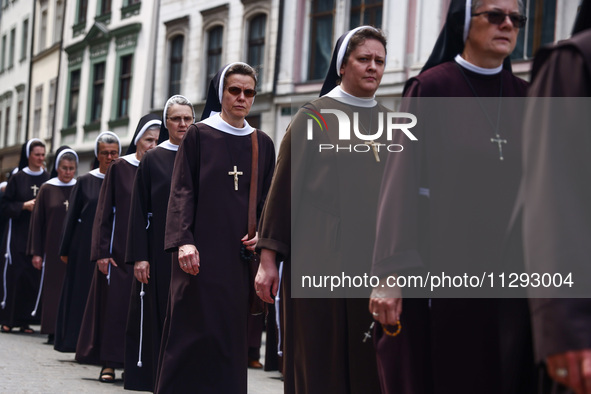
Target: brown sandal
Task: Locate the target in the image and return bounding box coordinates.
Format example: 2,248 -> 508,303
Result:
19,325 -> 34,334
1,325 -> 12,333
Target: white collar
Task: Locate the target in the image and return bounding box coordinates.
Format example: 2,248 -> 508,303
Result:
121,153 -> 140,167
90,168 -> 105,179
23,167 -> 44,176
200,113 -> 254,136
454,54 -> 503,75
158,140 -> 179,151
46,177 -> 77,187
324,86 -> 377,108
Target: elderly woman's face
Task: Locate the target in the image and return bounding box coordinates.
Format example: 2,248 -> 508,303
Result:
466,0 -> 521,63
339,38 -> 386,98
57,159 -> 77,184
221,74 -> 256,125
97,142 -> 119,173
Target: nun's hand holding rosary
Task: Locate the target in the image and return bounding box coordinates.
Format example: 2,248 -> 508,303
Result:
179,244 -> 200,275
134,261 -> 150,284
546,350 -> 591,394
97,258 -> 117,275
369,276 -> 402,327
241,232 -> 258,252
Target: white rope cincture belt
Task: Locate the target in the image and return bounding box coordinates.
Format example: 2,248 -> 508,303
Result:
107,206 -> 116,285
1,219 -> 13,309
137,282 -> 145,367
31,255 -> 46,316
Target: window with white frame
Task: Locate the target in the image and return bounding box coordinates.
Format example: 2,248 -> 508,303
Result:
349,0 -> 383,29
47,79 -> 56,133
205,26 -> 223,96
33,85 -> 43,137
511,0 -> 556,61
169,35 -> 183,96
21,19 -> 28,61
247,14 -> 266,88
308,0 -> 335,81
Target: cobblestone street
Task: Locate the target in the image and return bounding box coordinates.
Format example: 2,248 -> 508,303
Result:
0,326 -> 283,393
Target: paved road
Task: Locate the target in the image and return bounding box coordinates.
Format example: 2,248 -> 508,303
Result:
0,326 -> 283,393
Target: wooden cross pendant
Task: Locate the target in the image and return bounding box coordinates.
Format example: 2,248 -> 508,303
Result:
490,134 -> 508,161
228,166 -> 243,191
63,200 -> 69,211
31,184 -> 39,197
364,140 -> 381,162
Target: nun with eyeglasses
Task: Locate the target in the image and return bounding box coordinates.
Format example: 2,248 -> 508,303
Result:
54,131 -> 120,353
156,62 -> 275,393
369,0 -> 535,393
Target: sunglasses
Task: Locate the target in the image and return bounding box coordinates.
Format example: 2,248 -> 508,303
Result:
227,86 -> 257,98
472,11 -> 527,28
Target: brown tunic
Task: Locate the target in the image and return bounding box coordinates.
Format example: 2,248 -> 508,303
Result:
372,62 -> 534,394
516,29 -> 591,392
55,171 -> 103,352
76,157 -> 138,367
156,122 -> 275,393
27,180 -> 74,334
257,96 -> 385,394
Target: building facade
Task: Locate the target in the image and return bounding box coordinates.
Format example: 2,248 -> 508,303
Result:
54,0 -> 159,171
28,0 -> 66,152
0,0 -> 34,176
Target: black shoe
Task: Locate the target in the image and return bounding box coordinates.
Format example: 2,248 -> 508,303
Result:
99,367 -> 115,383
46,334 -> 55,344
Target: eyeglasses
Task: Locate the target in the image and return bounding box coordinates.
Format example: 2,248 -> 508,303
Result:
98,150 -> 119,157
472,11 -> 527,28
226,86 -> 257,98
167,116 -> 194,124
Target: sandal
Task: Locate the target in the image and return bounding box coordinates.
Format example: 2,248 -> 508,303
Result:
19,326 -> 35,334
1,325 -> 12,333
99,367 -> 115,383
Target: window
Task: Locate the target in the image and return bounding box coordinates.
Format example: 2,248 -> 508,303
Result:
247,14 -> 266,88
67,69 -> 80,127
4,105 -> 10,146
16,97 -> 23,139
54,0 -> 64,44
308,0 -> 335,80
91,62 -> 106,122
8,28 -> 15,68
77,0 -> 88,24
206,26 -> 223,95
47,79 -> 56,132
33,85 -> 43,137
168,35 -> 183,96
0,34 -> 6,72
21,19 -> 28,61
350,0 -> 383,29
100,0 -> 111,16
117,55 -> 132,118
39,10 -> 48,52
1,35 -> 6,72
511,0 -> 556,61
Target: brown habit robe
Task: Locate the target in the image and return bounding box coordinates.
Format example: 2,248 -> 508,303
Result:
256,92 -> 384,394
55,170 -> 104,352
27,179 -> 75,334
0,168 -> 49,328
76,156 -> 138,367
511,29 -> 591,392
371,61 -> 535,394
156,119 -> 275,393
124,141 -> 178,391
